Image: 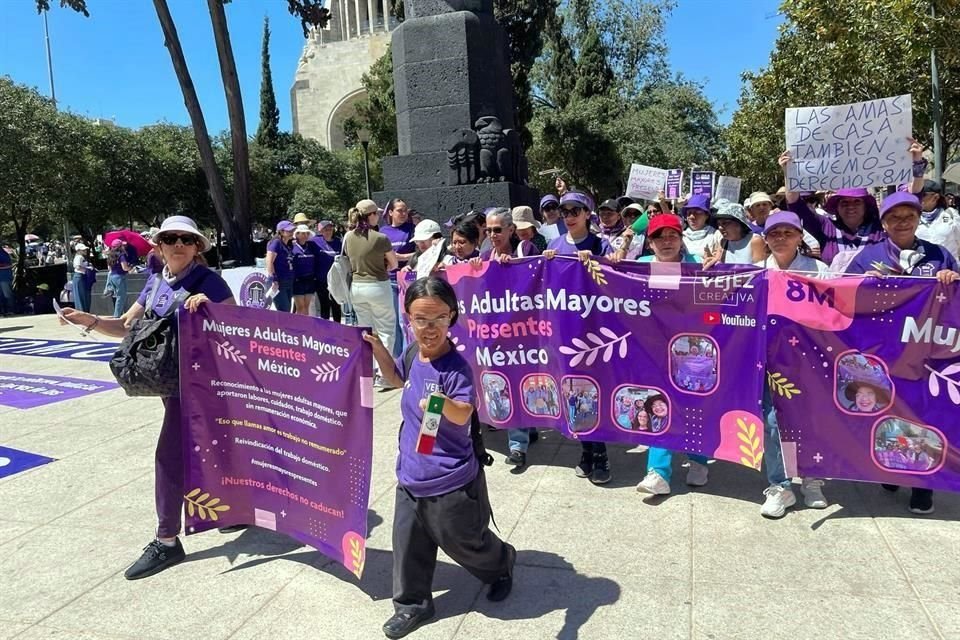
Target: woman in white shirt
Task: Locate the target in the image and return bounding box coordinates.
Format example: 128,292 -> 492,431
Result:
71,243 -> 94,312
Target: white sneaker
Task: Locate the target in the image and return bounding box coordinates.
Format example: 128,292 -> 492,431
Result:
801,478 -> 828,509
636,471 -> 671,495
686,461 -> 709,487
761,484 -> 797,518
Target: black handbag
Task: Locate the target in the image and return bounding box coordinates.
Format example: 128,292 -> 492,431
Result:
109,278 -> 183,397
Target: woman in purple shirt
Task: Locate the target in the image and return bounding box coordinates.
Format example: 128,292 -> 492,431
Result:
382,199 -> 416,356
61,215 -> 234,581
291,225 -> 319,315
105,239 -> 133,317
363,277 -> 515,638
266,220 -> 295,313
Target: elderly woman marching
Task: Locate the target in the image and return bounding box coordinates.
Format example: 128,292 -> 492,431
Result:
61,216 -> 235,579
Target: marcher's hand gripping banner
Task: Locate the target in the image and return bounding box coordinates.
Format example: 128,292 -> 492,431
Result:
437,259 -> 769,468
767,272 -> 960,492
178,304 -> 373,576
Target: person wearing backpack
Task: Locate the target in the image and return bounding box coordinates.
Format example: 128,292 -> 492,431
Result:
363,276 -> 515,639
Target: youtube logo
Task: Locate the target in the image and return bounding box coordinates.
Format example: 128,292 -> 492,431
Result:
702,311 -> 721,325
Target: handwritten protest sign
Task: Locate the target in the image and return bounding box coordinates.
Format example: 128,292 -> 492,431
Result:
179,305 -> 373,577
691,171 -> 715,198
665,170 -> 684,199
785,94 -> 913,191
626,164 -> 668,200
716,176 -> 742,203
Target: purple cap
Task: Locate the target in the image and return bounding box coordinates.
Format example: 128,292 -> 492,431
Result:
540,194 -> 560,209
317,220 -> 334,229
824,188 -> 880,219
681,194 -> 711,216
560,191 -> 594,212
276,220 -> 296,233
763,210 -> 803,233
879,192 -> 922,219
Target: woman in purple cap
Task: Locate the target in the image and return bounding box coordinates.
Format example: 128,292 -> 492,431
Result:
680,194 -> 716,259
266,220 -> 295,313
543,190 -> 615,484
60,215 -> 235,580
311,220 -> 341,323
754,211 -> 830,518
539,194 -> 565,243
844,191 -> 958,516
779,139 -> 925,269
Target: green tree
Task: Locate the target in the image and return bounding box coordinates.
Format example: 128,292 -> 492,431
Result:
254,16 -> 281,149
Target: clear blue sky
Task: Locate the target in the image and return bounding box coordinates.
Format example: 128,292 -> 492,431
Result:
0,0 -> 782,134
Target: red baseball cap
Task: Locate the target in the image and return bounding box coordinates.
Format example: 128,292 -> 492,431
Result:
647,214 -> 683,239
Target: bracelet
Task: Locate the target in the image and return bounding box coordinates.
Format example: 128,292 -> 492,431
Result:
83,316 -> 100,335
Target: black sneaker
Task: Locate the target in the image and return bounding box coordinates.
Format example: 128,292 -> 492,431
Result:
574,451 -> 593,478
124,538 -> 186,580
590,454 -> 611,485
487,544 -> 516,602
382,605 -> 435,639
909,488 -> 935,515
881,484 -> 899,493
505,450 -> 526,466
529,430 -> 539,444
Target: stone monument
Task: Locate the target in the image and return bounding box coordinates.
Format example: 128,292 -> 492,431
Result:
372,0 -> 539,219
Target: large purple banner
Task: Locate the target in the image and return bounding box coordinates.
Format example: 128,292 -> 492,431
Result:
767,272 -> 960,492
427,259 -> 768,469
179,304 -> 374,576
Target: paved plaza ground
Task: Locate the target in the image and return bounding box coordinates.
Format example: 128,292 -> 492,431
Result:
2,314 -> 960,640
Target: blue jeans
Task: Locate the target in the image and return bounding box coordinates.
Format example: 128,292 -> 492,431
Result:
647,448 -> 709,484
0,279 -> 14,314
390,279 -> 404,357
762,381 -> 790,487
72,273 -> 90,312
508,429 -> 532,453
273,279 -> 293,313
106,273 -> 127,317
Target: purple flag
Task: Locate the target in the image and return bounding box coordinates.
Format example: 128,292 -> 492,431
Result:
0,371 -> 117,409
691,171 -> 715,199
178,304 -> 374,577
665,169 -> 684,200
767,272 -> 960,492
419,260 -> 769,469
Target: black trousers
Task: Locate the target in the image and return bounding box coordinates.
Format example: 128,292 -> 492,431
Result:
315,286 -> 342,322
392,471 -> 514,614
581,441 -> 607,455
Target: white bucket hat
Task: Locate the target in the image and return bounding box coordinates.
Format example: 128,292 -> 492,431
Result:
411,219 -> 443,242
152,215 -> 212,252
74,242 -> 89,252
294,224 -> 315,238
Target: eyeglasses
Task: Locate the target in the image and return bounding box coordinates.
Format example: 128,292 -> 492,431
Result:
158,233 -> 198,246
487,226 -> 504,235
410,315 -> 451,330
560,207 -> 583,218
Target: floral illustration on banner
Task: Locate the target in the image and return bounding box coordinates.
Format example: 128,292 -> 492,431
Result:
215,341 -> 247,364
558,328 -> 631,367
926,362 -> 960,404
184,488 -> 231,521
580,254 -> 607,286
448,333 -> 467,352
311,362 -> 341,383
736,418 -> 763,470
342,531 -> 366,579
767,371 -> 801,399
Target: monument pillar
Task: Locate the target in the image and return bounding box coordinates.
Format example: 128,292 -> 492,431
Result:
373,0 -> 538,220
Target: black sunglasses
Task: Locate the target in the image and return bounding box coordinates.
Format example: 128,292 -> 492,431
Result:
487,226 -> 504,234
158,233 -> 198,246
542,203 -> 559,211
560,207 -> 583,218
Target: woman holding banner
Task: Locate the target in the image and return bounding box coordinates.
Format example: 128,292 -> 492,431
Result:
755,211 -> 830,517
543,190 -> 615,484
634,214 -> 709,495
60,215 -> 235,579
779,139 -> 926,270
363,277 -> 515,639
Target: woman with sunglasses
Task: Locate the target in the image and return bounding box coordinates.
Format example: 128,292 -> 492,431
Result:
539,194 -> 565,242
60,215 -> 234,580
543,191 -> 614,484
266,220 -> 296,313
364,277 -> 515,638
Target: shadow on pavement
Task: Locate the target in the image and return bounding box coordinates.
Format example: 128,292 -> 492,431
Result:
0,325 -> 34,333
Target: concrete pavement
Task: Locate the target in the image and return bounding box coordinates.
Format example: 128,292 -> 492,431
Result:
1,314 -> 959,640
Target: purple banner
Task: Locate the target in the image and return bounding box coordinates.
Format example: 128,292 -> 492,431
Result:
0,371 -> 117,408
415,260 -> 769,469
179,304 -> 374,576
0,337 -> 118,362
691,171 -> 715,199
767,272 -> 960,492
665,169 -> 684,199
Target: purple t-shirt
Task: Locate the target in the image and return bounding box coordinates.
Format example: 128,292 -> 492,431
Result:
381,222 -> 415,279
547,233 -> 612,256
845,238 -> 959,277
108,247 -> 134,276
147,252 -> 164,274
136,265 -> 233,316
395,348 -> 478,497
267,238 -> 294,281
291,242 -> 316,279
